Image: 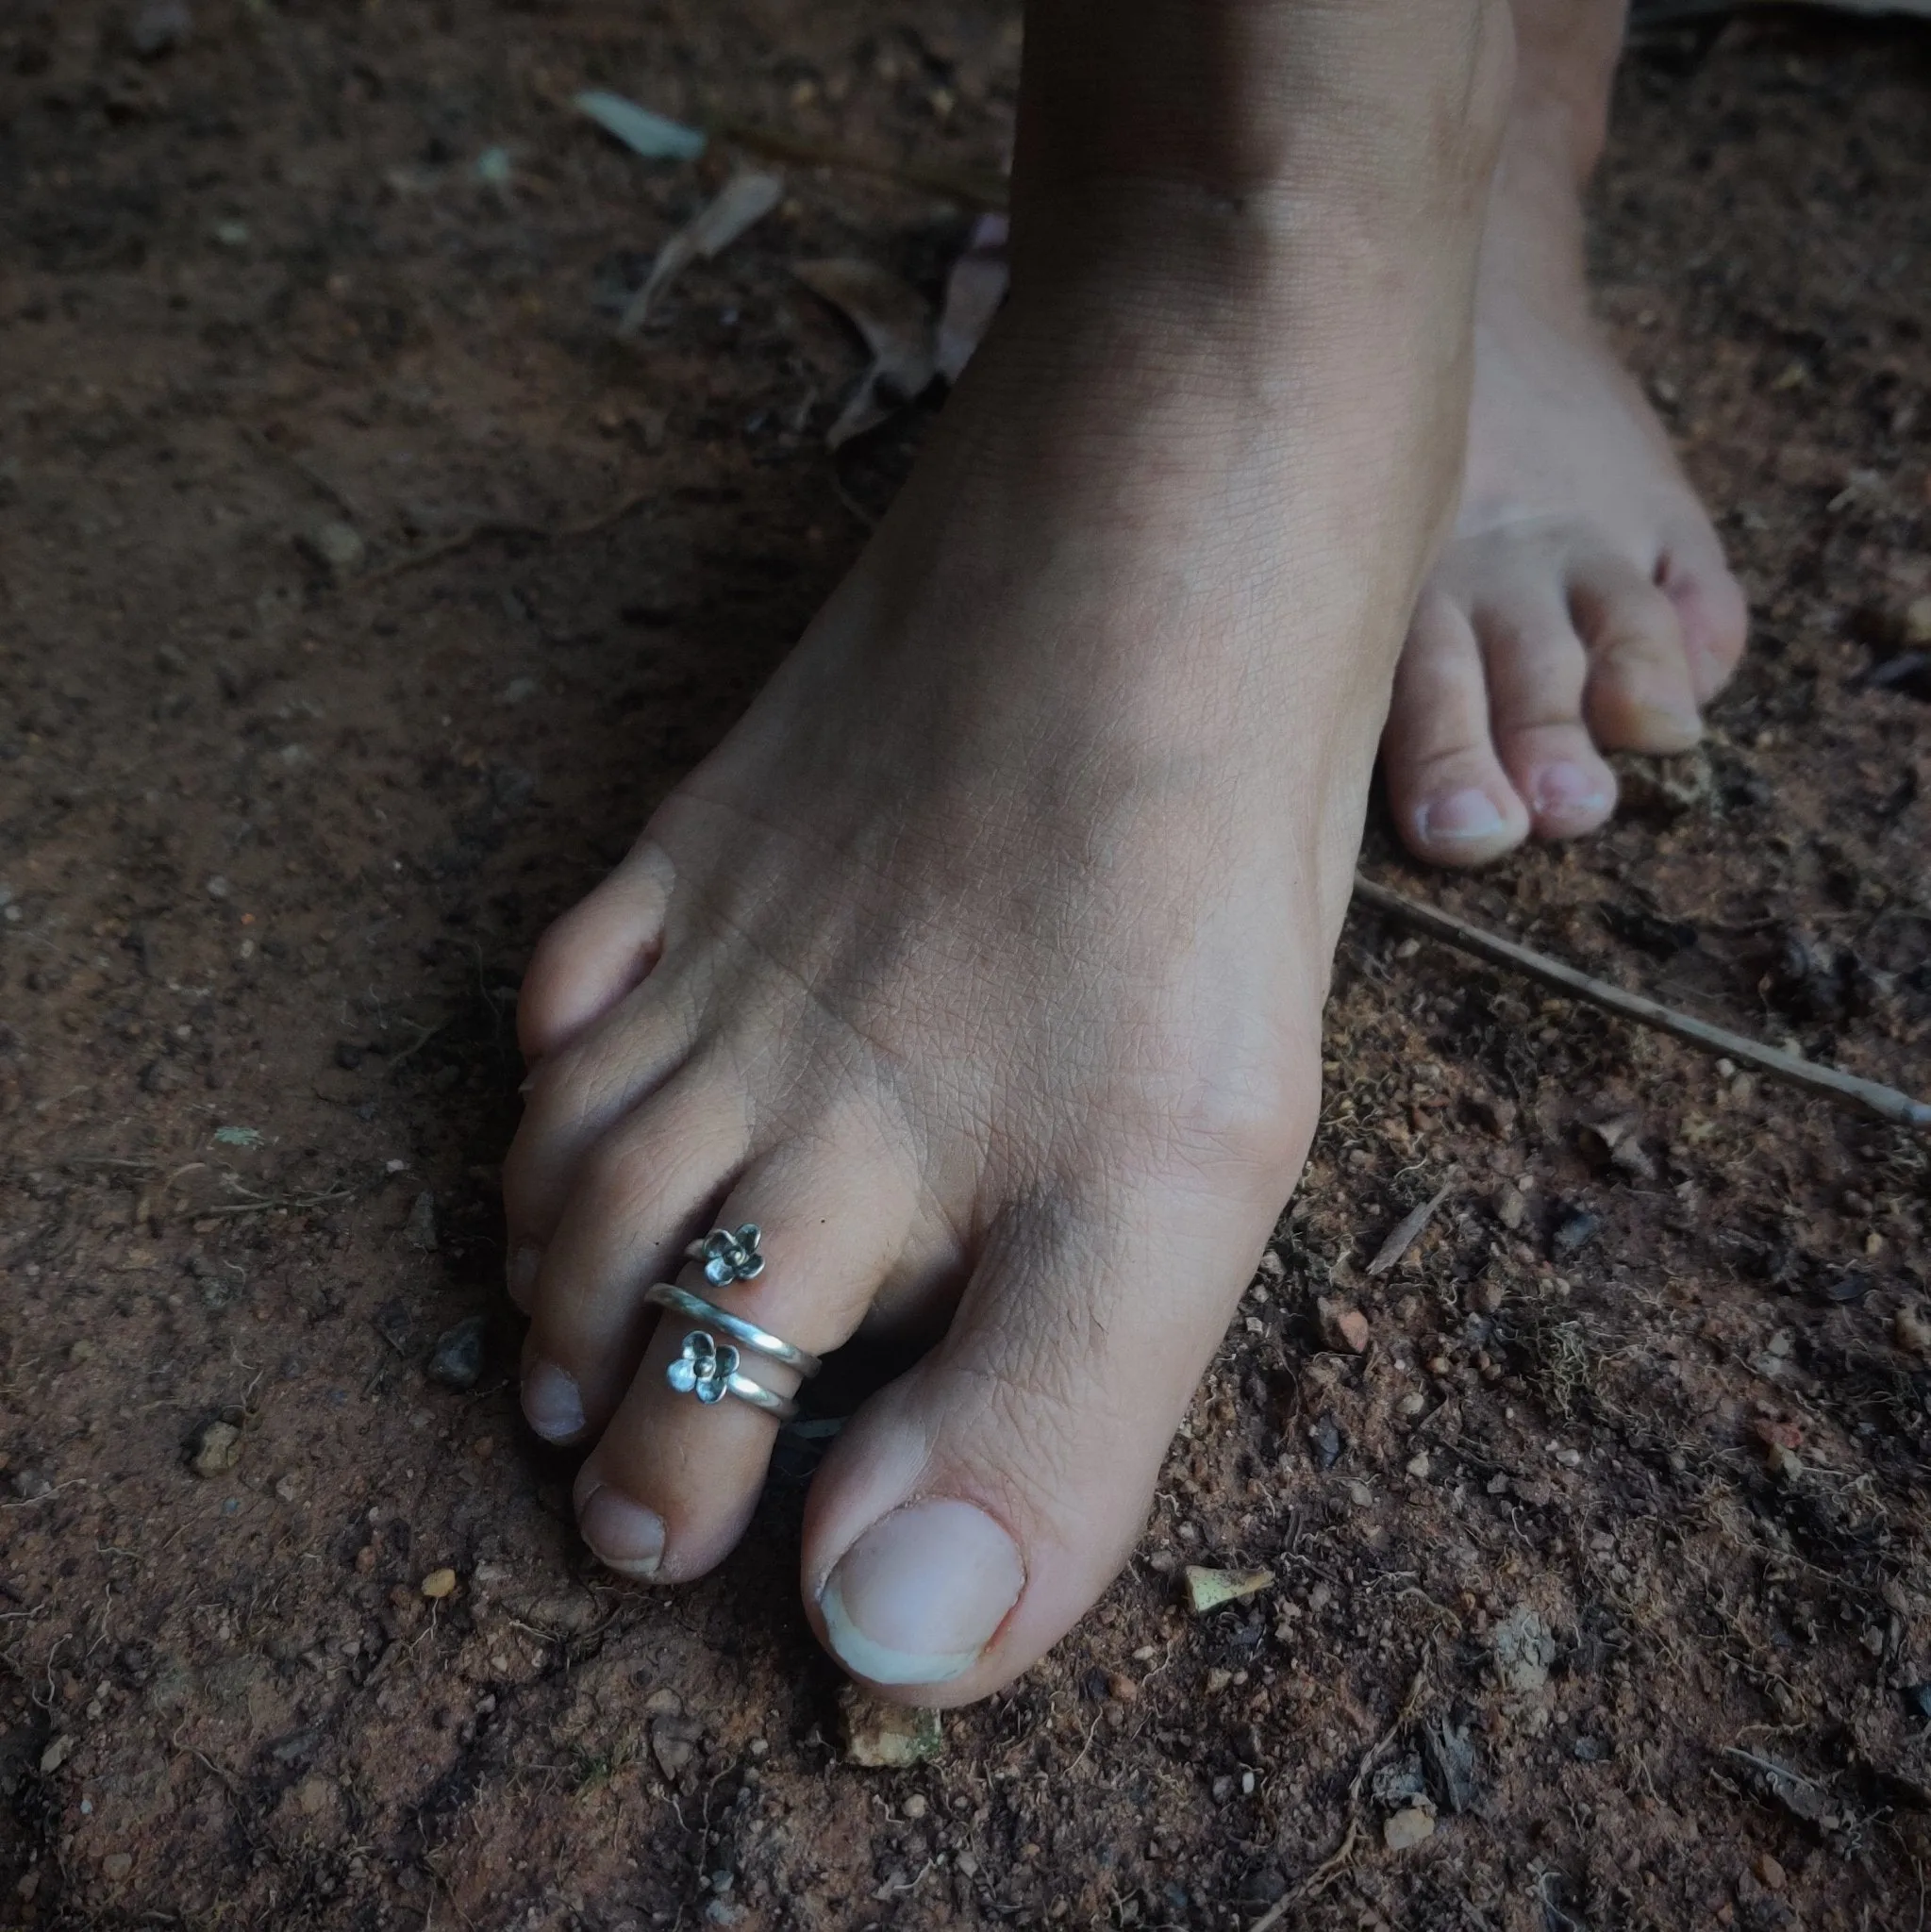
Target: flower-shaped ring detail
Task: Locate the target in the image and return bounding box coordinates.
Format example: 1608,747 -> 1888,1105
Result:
666,1329 -> 740,1405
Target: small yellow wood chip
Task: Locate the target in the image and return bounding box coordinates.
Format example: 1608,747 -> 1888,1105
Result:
420,1567 -> 458,1600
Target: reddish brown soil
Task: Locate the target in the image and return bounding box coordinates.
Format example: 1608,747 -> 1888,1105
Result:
4,4 -> 1930,1927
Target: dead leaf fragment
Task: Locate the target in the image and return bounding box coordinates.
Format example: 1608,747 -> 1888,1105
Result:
1184,1565 -> 1274,1614
935,212 -> 1008,383
1367,1183 -> 1453,1276
840,1685 -> 943,1767
1382,1807 -> 1436,1852
620,172 -> 784,336
793,258 -> 936,446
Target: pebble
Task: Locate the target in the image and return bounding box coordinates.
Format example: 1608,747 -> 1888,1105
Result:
1406,1453 -> 1431,1479
39,1735 -> 75,1774
130,0 -> 191,55
1754,1852 -> 1787,1892
191,1420 -> 241,1478
1551,1210 -> 1600,1258
1316,1296 -> 1370,1354
298,521 -> 366,578
1382,1807 -> 1436,1852
428,1315 -> 488,1391
651,1714 -> 702,1778
839,1687 -> 942,1768
902,1794 -> 928,1820
1490,1605 -> 1556,1693
404,1191 -> 438,1252
1894,1302 -> 1931,1357
420,1568 -> 458,1600
1183,1565 -> 1274,1615
297,1775 -> 336,1816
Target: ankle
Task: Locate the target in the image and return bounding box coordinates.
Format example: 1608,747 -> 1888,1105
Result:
1007,0 -> 1516,295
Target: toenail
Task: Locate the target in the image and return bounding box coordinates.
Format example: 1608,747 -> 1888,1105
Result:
1530,761 -> 1611,819
578,1484 -> 665,1579
1416,787 -> 1506,843
817,1499 -> 1024,1687
521,1358 -> 587,1442
507,1242 -> 542,1308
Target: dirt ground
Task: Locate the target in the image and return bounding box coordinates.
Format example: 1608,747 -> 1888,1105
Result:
3,2 -> 1930,1926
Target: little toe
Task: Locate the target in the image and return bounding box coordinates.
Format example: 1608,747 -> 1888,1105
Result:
1474,578 -> 1619,842
1385,589 -> 1532,867
1656,530 -> 1749,705
519,1058 -> 751,1400
570,1134 -> 923,1584
1569,551 -> 1703,754
802,1187 -> 1261,1707
518,841 -> 676,1062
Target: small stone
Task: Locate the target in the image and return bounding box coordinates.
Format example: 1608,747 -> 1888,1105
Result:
1317,1297 -> 1370,1353
102,1852 -> 133,1881
1475,1277 -> 1507,1315
1308,1413 -> 1343,1471
205,874 -> 230,900
1406,1453 -> 1431,1479
902,1794 -> 928,1820
191,1420 -> 241,1478
39,1735 -> 75,1774
420,1568 -> 458,1600
1754,1852 -> 1786,1892
1551,1210 -> 1600,1258
1184,1565 -> 1274,1614
1895,1302 -> 1931,1357
1382,1807 -> 1436,1852
298,521 -> 366,578
1397,1391 -> 1426,1417
1493,1184 -> 1527,1230
130,0 -> 191,55
428,1314 -> 488,1391
297,1775 -> 335,1816
840,1686 -> 942,1768
1490,1605 -> 1556,1694
1766,1442 -> 1804,1483
403,1191 -> 437,1251
651,1714 -> 702,1778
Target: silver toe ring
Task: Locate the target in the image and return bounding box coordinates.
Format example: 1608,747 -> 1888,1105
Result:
648,1237 -> 823,1423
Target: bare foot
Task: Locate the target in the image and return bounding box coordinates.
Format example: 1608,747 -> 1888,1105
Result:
502,0 -> 1512,1704
1384,0 -> 1749,865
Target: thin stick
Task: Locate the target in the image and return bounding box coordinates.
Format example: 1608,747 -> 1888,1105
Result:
1353,874 -> 1931,1134
714,118 -> 1009,211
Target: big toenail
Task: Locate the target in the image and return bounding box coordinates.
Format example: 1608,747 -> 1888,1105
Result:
817,1500 -> 1024,1687
578,1484 -> 665,1579
1417,788 -> 1506,842
507,1242 -> 541,1308
521,1359 -> 586,1441
1530,761 -> 1611,818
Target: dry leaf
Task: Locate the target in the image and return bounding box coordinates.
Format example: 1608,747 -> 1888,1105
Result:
1366,1182 -> 1453,1277
574,90 -> 707,162
619,172 -> 784,336
936,212 -> 1008,384
793,258 -> 936,446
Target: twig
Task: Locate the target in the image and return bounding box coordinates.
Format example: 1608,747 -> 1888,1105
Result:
1353,874 -> 1931,1133
714,117 -> 1009,210
1252,1654 -> 1433,1927
1366,1181 -> 1454,1276
350,490 -> 653,591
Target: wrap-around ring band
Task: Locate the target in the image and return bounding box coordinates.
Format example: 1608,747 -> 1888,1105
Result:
710,1369 -> 800,1424
644,1281 -> 824,1379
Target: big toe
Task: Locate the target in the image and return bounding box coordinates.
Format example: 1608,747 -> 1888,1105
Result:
801,1183 -> 1273,1706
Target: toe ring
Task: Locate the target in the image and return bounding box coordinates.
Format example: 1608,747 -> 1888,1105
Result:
646,1280 -> 824,1380
661,1326 -> 800,1423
